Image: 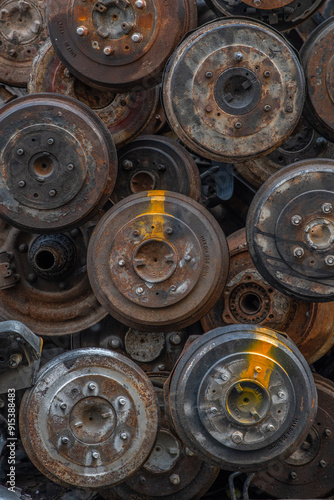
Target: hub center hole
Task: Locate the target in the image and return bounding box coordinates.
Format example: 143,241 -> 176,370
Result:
33,154 -> 54,177
240,292 -> 261,315
35,250 -> 56,271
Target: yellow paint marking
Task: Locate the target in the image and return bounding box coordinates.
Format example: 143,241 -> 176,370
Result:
135,191 -> 173,240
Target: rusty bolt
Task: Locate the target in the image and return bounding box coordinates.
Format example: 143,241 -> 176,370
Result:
301,441 -> 310,451
88,382 -> 97,391
221,373 -> 228,381
19,244 -> 28,253
169,474 -> 181,486
185,447 -> 195,456
61,437 -> 69,445
205,105 -> 212,113
263,70 -> 271,78
158,164 -> 166,172
67,163 -> 74,171
255,366 -> 262,373
231,431 -> 243,444
185,255 -> 192,262
293,247 -> 304,259
319,460 -> 327,468
166,227 -> 173,235
267,424 -> 275,432
120,432 -> 128,440
109,338 -> 121,349
47,138 -> 54,145
27,273 -> 37,283
104,46 -> 113,56
92,451 -> 100,459
170,333 -> 182,345
119,397 -> 126,406
133,229 -> 140,237
136,287 -> 144,295
316,137 -> 328,148
278,391 -> 285,399
170,285 -> 177,292
49,189 -> 57,197
324,428 -> 332,436
210,407 -> 218,414
289,471 -> 297,480
291,214 -> 302,226
132,33 -> 143,43
135,0 -> 146,8
9,353 -> 22,369
233,52 -> 243,63
325,255 -> 334,266
158,364 -> 166,371
74,421 -> 83,428
123,159 -> 133,170
139,476 -> 146,484
70,229 -> 79,238
77,26 -> 88,36
118,259 -> 125,267
206,71 -> 213,78
264,105 -> 271,112
60,403 -> 67,410
17,149 -> 24,156
235,122 -> 242,129
64,68 -> 71,78
322,203 -> 333,214
253,0 -> 261,5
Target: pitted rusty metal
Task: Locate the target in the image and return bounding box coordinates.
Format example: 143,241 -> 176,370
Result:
202,229 -> 334,364
167,325 -> 317,472
19,348 -> 159,489
47,0 -> 197,91
322,0 -> 334,16
301,17 -> 334,143
101,374 -> 219,500
247,159 -> 334,302
234,117 -> 334,189
141,92 -> 167,136
28,39 -> 160,149
0,93 -> 117,233
0,0 -> 48,86
253,374 -> 334,499
0,218 -> 108,336
112,135 -> 201,204
162,18 -> 305,162
87,191 -> 229,332
76,314 -> 188,373
205,0 -> 326,31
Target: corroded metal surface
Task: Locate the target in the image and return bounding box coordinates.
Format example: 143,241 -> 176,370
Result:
46,0 -> 197,91
19,348 -> 159,489
234,117 -> 334,189
253,374 -> 334,499
201,229 -> 334,364
112,135 -> 201,204
163,18 -> 305,162
0,0 -> 48,86
247,159 -> 334,302
87,191 -> 229,332
168,325 -> 317,472
205,0 -> 326,31
28,39 -> 160,149
0,219 -> 107,336
301,17 -> 334,143
0,93 -> 117,233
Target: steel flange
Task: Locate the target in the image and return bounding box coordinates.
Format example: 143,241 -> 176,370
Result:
0,0 -> 48,86
87,191 -> 229,332
46,0 -> 197,91
162,18 -> 305,162
247,159 -> 334,302
19,348 -> 159,489
0,93 -> 117,233
28,39 -> 160,149
113,136 -> 201,203
168,326 -> 317,472
252,374 -> 334,499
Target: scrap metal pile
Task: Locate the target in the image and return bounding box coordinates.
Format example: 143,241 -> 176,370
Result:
1,0 -> 334,498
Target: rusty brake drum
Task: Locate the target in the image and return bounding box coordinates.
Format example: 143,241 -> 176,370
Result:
204,0 -> 326,32
87,191 -> 229,332
0,0 -> 48,87
0,93 -> 117,233
46,0 -> 197,91
19,348 -> 159,489
28,39 -> 160,149
113,135 -> 201,204
247,159 -> 334,302
168,325 -> 317,472
301,17 -> 334,143
252,374 -> 334,499
162,18 -> 305,162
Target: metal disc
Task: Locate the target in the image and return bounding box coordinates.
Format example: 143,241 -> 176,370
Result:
0,93 -> 117,233
234,116 -> 334,189
113,136 -> 201,203
87,191 -> 229,332
0,0 -> 48,87
204,0 -> 326,31
162,18 -> 305,162
0,218 -> 108,336
28,39 -> 160,149
168,325 -> 317,472
247,159 -> 334,302
252,374 -> 334,499
201,229 -> 334,364
301,17 -> 334,143
19,348 -> 159,489
46,0 -> 197,91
